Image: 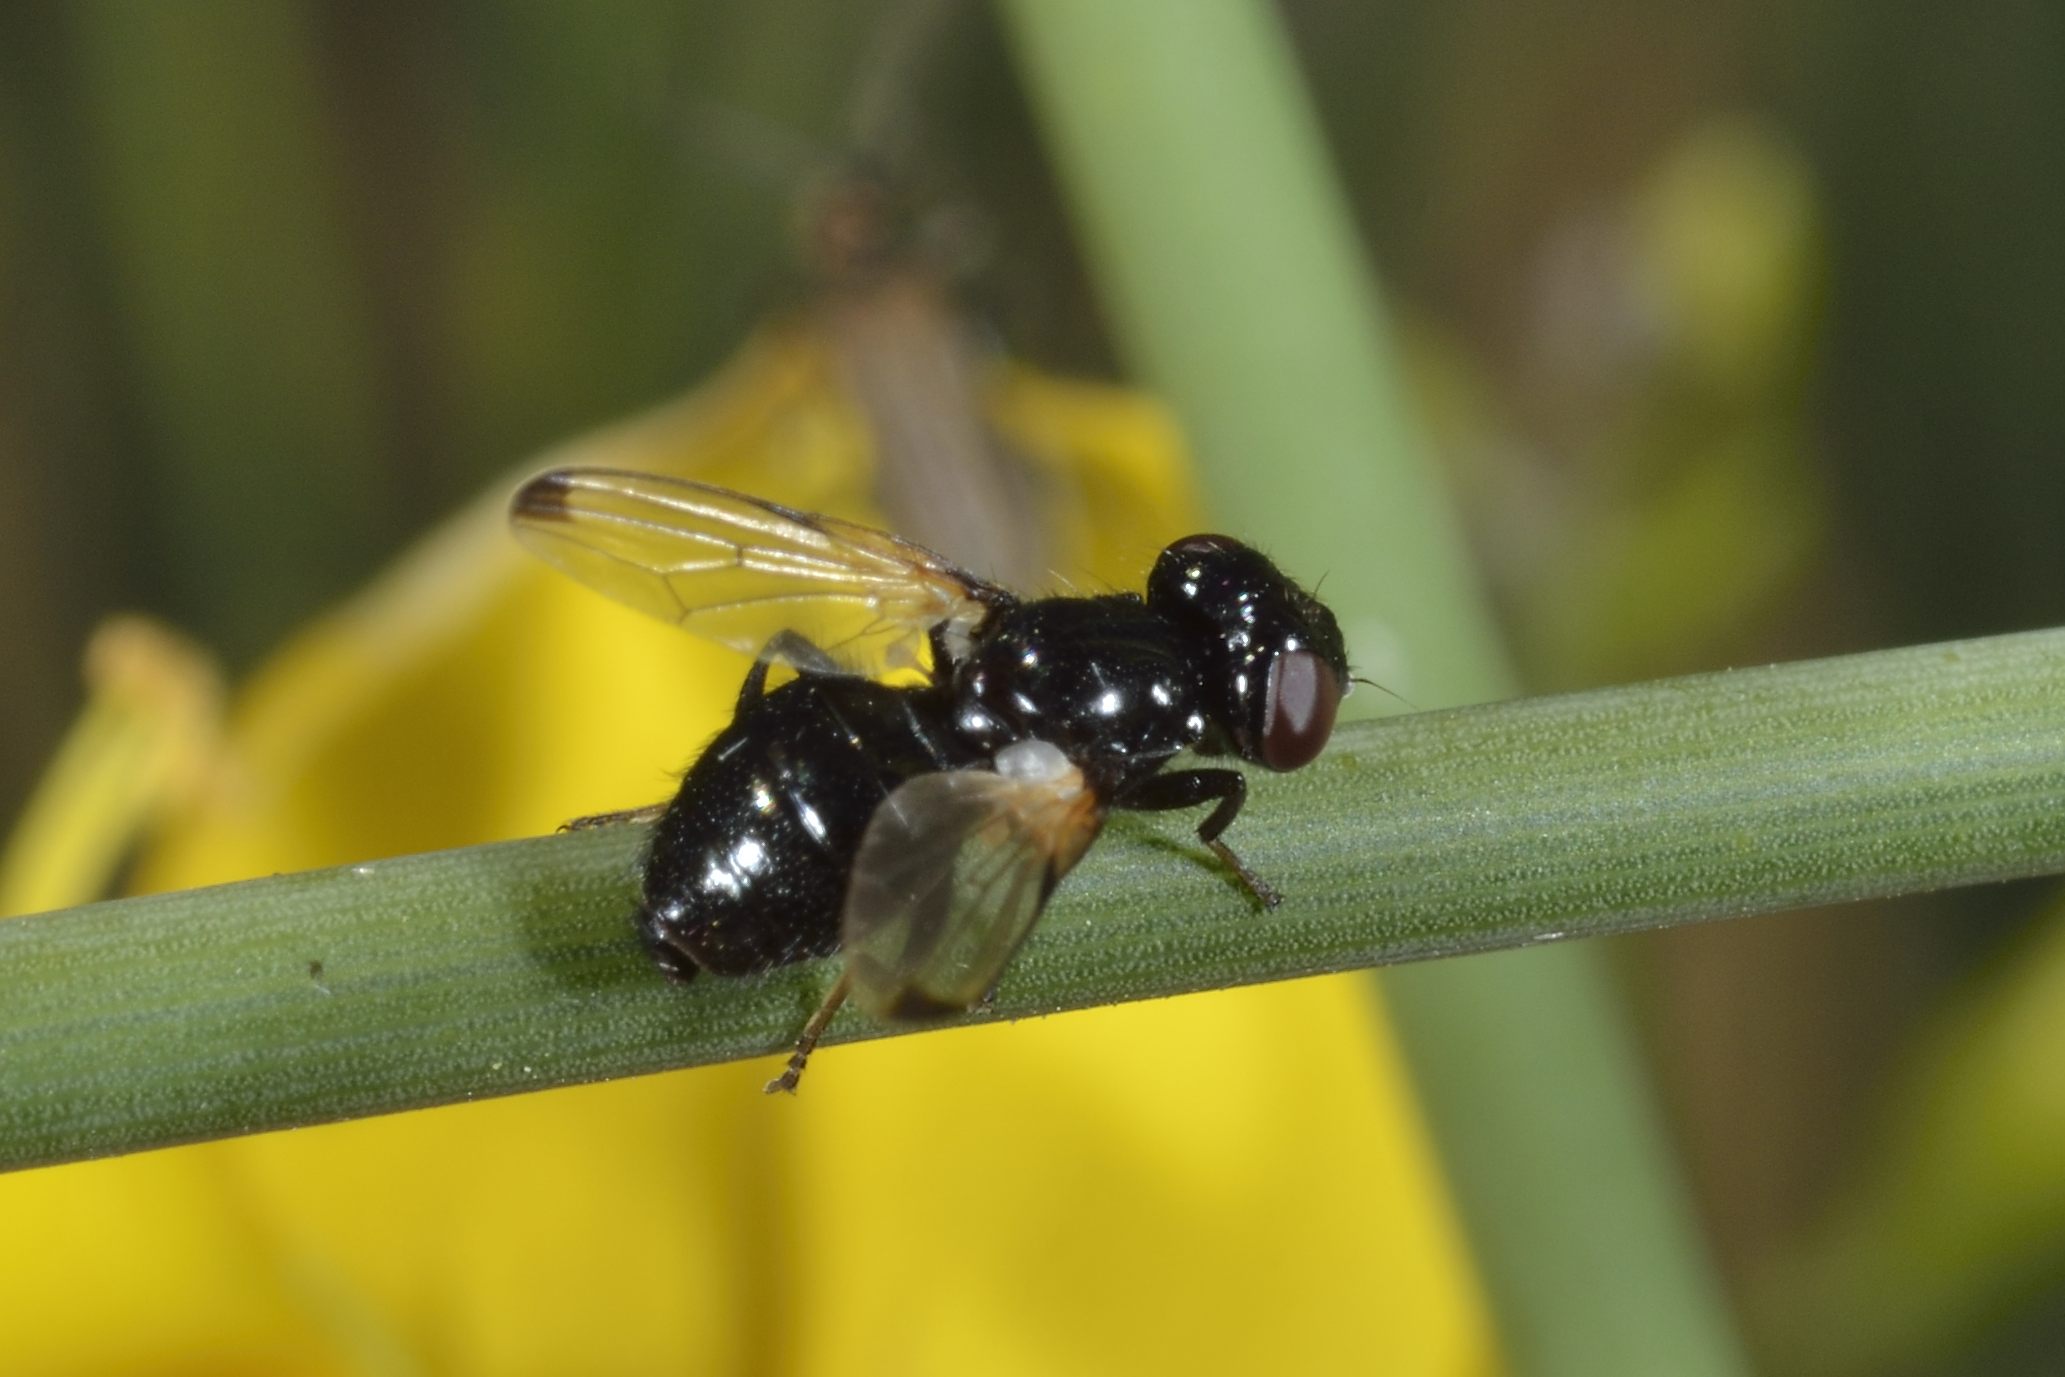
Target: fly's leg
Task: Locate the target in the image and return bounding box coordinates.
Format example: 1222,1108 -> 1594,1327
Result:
574,631 -> 837,834
566,641 -> 828,831
561,802 -> 668,831
1117,768 -> 1282,910
569,644 -> 832,832
765,969 -> 851,1094
725,629 -> 847,714
757,629 -> 843,683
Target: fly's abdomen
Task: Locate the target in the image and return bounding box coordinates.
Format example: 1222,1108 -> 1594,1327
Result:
637,676 -> 967,978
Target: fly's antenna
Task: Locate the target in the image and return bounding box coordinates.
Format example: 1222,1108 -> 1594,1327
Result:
1350,675 -> 1419,712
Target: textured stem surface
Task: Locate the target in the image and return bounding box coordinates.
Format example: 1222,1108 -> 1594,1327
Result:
4,628 -> 2063,1173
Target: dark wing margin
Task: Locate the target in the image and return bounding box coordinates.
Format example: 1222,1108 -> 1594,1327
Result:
839,747 -> 1104,1021
509,467 -> 1007,679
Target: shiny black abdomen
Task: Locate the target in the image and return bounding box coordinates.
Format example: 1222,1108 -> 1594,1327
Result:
638,675 -> 976,977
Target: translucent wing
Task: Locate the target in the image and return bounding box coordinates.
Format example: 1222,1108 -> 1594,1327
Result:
841,743 -> 1105,1021
509,467 -> 1008,679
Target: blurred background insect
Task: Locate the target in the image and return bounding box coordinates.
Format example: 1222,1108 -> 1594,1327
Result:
511,467 -> 1347,1089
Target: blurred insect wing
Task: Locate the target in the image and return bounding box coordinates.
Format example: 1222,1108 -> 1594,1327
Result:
509,467 -> 1006,679
840,743 -> 1103,1021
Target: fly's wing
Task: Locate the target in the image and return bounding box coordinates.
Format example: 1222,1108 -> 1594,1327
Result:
840,756 -> 1104,1021
509,467 -> 1005,679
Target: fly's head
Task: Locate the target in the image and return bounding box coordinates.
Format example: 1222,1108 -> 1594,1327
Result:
1146,535 -> 1349,772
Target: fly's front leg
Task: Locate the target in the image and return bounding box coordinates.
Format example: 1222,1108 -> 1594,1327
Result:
1117,769 -> 1282,910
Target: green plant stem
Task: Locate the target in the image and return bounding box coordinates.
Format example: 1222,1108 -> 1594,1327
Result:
998,2 -> 1744,1371
5,628 -> 2064,1177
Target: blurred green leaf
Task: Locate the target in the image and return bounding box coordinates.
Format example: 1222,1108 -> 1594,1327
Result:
1763,885 -> 2065,1376
998,3 -> 1748,1371
69,0 -> 384,659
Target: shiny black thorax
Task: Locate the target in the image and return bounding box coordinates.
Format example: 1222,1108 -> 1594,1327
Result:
946,594 -> 1210,796
639,594 -> 1224,980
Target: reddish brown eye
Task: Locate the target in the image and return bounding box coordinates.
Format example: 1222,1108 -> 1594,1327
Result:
1260,651 -> 1341,771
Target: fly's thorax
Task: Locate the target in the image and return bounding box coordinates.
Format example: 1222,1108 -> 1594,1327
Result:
947,594 -> 1209,777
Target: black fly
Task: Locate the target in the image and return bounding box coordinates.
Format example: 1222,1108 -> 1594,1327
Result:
511,468 -> 1350,1091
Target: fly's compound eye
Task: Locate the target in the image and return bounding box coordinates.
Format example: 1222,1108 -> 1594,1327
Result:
1259,650 -> 1342,771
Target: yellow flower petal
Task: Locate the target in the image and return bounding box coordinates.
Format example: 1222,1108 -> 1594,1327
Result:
0,616 -> 222,917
